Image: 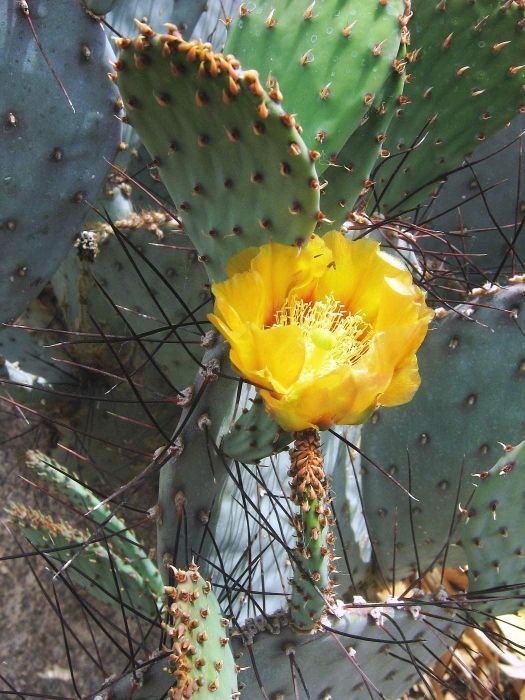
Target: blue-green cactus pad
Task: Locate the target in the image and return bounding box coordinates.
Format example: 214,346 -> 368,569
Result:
461,440 -> 525,618
375,0 -> 525,214
360,282 -> 525,581
0,0 -> 120,323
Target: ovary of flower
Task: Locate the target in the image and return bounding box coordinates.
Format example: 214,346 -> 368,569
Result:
272,295 -> 371,381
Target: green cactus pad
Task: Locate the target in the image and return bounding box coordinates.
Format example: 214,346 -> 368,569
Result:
115,26 -> 320,282
461,440 -> 525,618
375,0 -> 525,214
288,430 -> 336,631
319,46 -> 406,229
163,564 -> 238,699
25,450 -> 163,593
221,392 -> 291,463
101,592 -> 460,700
8,503 -> 160,619
360,282 -> 525,581
0,0 -> 120,323
225,0 -> 409,172
156,339 -> 239,579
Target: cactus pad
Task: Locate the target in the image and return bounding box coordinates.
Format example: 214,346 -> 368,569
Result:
360,282 -> 525,581
288,430 -> 336,631
51,219 -> 209,392
236,597 -> 459,699
8,503 -> 160,619
107,0 -> 207,39
376,0 -> 525,214
0,0 -> 120,323
319,48 -> 406,228
115,26 -> 320,282
222,391 -> 291,463
103,593 -> 461,699
422,114 -> 525,283
461,440 -> 525,618
164,564 -> 238,699
26,450 -> 163,593
226,0 -> 409,171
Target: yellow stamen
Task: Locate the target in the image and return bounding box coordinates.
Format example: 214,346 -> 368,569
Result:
273,295 -> 370,378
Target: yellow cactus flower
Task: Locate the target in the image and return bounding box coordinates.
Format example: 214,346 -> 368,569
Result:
209,232 -> 433,432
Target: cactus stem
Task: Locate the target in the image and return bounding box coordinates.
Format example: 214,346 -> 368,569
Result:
288,429 -> 336,632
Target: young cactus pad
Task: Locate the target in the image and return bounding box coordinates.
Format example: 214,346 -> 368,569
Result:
225,0 -> 410,171
115,25 -> 320,282
164,564 -> 238,699
222,392 -> 291,463
7,504 -> 160,619
25,450 -> 163,594
288,430 -> 337,632
461,440 -> 525,618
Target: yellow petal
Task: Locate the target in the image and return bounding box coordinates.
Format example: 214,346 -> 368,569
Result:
379,355 -> 421,406
209,232 -> 433,432
211,270 -> 267,330
261,362 -> 390,432
316,232 -> 382,309
371,318 -> 431,373
249,325 -> 305,393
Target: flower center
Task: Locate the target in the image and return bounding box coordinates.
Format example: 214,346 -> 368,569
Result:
273,295 -> 370,379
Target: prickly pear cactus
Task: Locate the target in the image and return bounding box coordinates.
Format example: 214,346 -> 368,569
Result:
225,0 -> 411,170
4,2 -> 525,699
222,390 -> 291,463
7,502 -> 161,618
375,0 -> 525,213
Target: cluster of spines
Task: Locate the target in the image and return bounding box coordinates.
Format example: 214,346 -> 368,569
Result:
163,564 -> 238,698
288,430 -> 337,631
